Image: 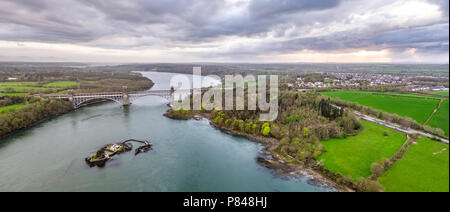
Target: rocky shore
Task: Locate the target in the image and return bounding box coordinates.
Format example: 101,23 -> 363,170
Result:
163,109 -> 352,192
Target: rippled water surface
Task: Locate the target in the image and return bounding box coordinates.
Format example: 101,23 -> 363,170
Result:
0,72 -> 332,192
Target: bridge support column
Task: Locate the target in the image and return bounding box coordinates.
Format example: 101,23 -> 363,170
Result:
122,86 -> 130,106
68,89 -> 74,106
169,86 -> 175,105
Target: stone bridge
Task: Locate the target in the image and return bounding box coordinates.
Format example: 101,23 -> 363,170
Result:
41,86 -> 177,107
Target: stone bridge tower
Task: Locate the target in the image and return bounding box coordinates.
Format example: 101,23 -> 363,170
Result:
170,86 -> 175,104
122,86 -> 130,106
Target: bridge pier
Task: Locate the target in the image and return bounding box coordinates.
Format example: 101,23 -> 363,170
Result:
170,86 -> 175,104
68,89 -> 74,105
122,86 -> 130,106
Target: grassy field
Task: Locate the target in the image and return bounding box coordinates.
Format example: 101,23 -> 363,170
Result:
0,92 -> 26,96
318,120 -> 407,180
0,81 -> 77,94
0,82 -> 49,93
427,100 -> 449,137
0,103 -> 26,113
321,91 -> 440,124
44,81 -> 77,87
419,90 -> 449,97
378,136 -> 449,192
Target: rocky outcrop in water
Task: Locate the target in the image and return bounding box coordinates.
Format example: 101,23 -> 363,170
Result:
85,139 -> 152,167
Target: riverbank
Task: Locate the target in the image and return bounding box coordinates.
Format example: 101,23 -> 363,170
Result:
0,98 -> 124,141
0,107 -> 74,141
0,75 -> 155,141
0,71 -> 336,192
164,109 -> 350,192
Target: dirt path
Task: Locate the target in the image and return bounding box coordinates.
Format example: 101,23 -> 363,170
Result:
424,99 -> 443,125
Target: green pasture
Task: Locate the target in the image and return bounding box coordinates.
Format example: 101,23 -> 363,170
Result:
321,91 -> 440,124
378,136 -> 449,192
318,120 -> 407,180
427,100 -> 449,137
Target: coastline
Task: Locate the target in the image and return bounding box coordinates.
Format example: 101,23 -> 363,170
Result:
0,74 -> 154,141
165,109 -> 352,192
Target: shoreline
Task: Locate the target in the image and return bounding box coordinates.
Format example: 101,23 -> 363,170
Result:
0,99 -> 115,141
167,109 -> 351,192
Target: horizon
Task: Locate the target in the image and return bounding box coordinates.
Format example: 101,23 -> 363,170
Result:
0,0 -> 448,64
1,61 -> 449,65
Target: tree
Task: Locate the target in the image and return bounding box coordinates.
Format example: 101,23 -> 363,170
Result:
357,179 -> 386,192
261,126 -> 271,136
303,127 -> 309,138
371,162 -> 385,177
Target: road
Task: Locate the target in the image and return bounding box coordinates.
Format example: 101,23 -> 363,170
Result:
354,111 -> 449,144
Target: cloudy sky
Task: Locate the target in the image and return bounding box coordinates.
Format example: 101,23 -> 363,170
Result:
0,0 -> 448,63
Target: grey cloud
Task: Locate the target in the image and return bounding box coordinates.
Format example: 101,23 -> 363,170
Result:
428,0 -> 449,16
249,0 -> 342,18
216,22 -> 449,58
0,0 -> 448,63
0,0 -> 343,44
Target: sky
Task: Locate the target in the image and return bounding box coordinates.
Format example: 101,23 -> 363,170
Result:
0,0 -> 448,63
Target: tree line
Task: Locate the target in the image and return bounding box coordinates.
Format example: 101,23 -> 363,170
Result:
206,91 -> 362,163
0,98 -> 73,137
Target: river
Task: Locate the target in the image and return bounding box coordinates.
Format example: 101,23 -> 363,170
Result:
0,72 -> 332,192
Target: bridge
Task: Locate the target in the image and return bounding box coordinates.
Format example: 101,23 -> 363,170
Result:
40,86 -> 177,107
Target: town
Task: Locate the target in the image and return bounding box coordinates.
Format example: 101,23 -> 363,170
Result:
289,72 -> 449,92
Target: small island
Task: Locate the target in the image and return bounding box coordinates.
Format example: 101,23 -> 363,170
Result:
85,139 -> 152,167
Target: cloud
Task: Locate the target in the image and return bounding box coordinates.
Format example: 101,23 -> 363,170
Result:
427,0 -> 449,16
248,0 -> 341,18
0,0 -> 448,63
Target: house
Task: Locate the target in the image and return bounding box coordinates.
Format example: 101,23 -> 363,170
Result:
411,86 -> 429,91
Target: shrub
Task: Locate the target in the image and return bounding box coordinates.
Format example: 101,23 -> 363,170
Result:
356,178 -> 386,192
371,162 -> 385,177
261,126 -> 271,136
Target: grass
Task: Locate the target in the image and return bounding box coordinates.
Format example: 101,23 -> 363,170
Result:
318,120 -> 406,180
0,103 -> 26,113
0,82 -> 48,92
321,91 -> 440,124
44,81 -> 77,88
419,90 -> 449,97
378,136 -> 449,192
0,92 -> 26,96
427,100 -> 449,137
0,81 -> 77,94
0,82 -> 38,87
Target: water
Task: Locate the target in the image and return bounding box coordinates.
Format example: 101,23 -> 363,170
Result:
0,72 -> 332,192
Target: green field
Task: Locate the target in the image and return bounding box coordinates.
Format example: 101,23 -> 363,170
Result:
322,91 -> 440,124
0,92 -> 26,96
420,90 -> 449,97
0,82 -> 38,87
44,81 -> 77,87
378,136 -> 449,192
0,81 -> 76,94
427,100 -> 449,137
0,103 -> 26,113
318,120 -> 407,179
0,82 -> 47,92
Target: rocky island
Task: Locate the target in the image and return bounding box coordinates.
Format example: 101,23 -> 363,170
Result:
85,139 -> 153,167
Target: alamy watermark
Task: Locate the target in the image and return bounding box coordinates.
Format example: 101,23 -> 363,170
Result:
169,67 -> 278,121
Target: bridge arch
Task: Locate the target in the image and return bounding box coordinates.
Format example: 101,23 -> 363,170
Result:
74,97 -> 123,107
